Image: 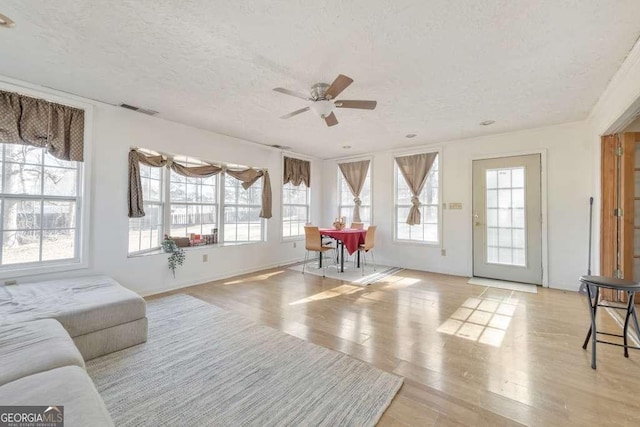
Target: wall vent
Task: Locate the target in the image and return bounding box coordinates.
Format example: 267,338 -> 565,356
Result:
119,103 -> 159,116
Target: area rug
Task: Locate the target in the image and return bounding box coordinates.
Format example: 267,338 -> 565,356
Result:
288,262 -> 404,286
86,294 -> 403,426
468,277 -> 538,294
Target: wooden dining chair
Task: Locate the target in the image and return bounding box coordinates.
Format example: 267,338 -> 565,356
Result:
356,226 -> 377,275
350,222 -> 364,230
303,226 -> 335,277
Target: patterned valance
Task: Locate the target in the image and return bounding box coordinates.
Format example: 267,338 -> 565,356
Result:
283,156 -> 310,187
128,149 -> 272,219
0,90 -> 85,161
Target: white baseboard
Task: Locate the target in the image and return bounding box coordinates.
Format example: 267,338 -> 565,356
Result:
139,257 -> 305,297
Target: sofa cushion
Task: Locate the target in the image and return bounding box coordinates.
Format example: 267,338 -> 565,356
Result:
0,275 -> 146,337
0,319 -> 84,386
0,366 -> 114,427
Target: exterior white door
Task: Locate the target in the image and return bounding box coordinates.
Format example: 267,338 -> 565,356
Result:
472,154 -> 542,284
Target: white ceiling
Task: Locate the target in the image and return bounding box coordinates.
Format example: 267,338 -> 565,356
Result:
1,1 -> 640,159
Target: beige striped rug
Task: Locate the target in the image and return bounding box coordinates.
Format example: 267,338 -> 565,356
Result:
87,294 -> 403,426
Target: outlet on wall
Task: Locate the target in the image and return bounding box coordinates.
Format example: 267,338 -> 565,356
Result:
202,254 -> 208,263
441,249 -> 446,256
293,242 -> 297,248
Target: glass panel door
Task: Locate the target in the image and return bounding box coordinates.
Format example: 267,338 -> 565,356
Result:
485,167 -> 526,266
472,154 -> 541,285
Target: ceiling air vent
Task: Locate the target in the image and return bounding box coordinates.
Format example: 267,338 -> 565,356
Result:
119,103 -> 159,116
270,144 -> 293,150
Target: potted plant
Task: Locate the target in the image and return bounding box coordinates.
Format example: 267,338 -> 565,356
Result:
162,235 -> 186,278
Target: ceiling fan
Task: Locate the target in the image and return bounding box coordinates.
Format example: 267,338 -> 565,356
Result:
273,74 -> 377,127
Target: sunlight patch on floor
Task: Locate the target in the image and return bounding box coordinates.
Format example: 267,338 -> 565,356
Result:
223,270 -> 284,285
381,277 -> 421,290
437,293 -> 519,347
289,284 -> 363,305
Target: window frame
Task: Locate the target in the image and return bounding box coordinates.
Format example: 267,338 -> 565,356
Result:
281,154 -> 312,242
281,181 -> 310,241
127,153 -> 267,256
336,157 -> 373,227
128,161 -> 165,256
0,144 -> 84,268
0,83 -> 91,279
393,149 -> 442,246
167,156 -> 219,243
221,171 -> 265,244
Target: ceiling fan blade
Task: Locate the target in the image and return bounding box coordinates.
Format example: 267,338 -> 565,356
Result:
334,100 -> 377,110
324,112 -> 338,127
325,74 -> 353,100
273,87 -> 311,101
280,106 -> 310,119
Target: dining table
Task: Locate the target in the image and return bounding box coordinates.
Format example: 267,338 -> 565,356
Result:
319,228 -> 367,273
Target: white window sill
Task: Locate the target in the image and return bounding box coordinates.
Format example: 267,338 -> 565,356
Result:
127,241 -> 266,258
0,259 -> 88,281
281,236 -> 305,243
392,239 -> 440,247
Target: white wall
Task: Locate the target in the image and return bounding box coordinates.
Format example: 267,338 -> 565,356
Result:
323,121 -> 593,291
624,117 -> 640,132
0,77 -> 320,295
90,107 -> 321,295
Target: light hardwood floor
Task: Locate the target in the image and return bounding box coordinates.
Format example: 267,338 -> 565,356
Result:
150,267 -> 640,426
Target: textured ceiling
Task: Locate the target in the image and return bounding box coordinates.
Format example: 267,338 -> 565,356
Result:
1,1 -> 640,158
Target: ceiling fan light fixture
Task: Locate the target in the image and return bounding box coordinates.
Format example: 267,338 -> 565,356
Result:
310,100 -> 334,118
274,74 -> 376,127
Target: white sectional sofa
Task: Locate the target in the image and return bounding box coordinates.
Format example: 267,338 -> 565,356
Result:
0,275 -> 147,360
0,275 -> 148,426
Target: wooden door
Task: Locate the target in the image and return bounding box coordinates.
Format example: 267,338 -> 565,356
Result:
600,132 -> 640,302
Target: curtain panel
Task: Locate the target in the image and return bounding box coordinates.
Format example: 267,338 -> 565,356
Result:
395,152 -> 438,225
128,150 -> 167,218
226,168 -> 272,219
338,160 -> 370,222
0,90 -> 85,162
283,156 -> 311,187
128,150 -> 272,219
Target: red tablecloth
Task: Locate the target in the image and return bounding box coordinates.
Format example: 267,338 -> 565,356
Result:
319,228 -> 366,255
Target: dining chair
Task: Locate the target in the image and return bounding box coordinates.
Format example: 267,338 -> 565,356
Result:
308,222 -> 336,250
356,226 -> 377,275
303,226 -> 335,277
351,222 -> 364,230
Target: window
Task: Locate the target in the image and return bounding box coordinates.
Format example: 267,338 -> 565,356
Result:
169,156 -> 218,239
128,162 -> 164,254
282,181 -> 309,239
128,151 -> 265,253
395,153 -> 439,243
338,166 -> 371,226
223,173 -> 263,243
0,143 -> 81,266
